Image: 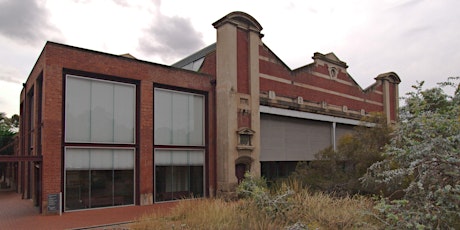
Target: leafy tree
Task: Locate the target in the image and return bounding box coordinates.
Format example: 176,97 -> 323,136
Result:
0,112 -> 19,133
290,112 -> 393,196
362,77 -> 460,229
0,113 -> 18,154
0,112 -> 19,181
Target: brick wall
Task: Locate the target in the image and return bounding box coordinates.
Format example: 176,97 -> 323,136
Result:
20,42 -> 216,213
258,44 -> 398,121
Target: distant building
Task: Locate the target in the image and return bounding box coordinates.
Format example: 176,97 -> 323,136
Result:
13,11 -> 400,214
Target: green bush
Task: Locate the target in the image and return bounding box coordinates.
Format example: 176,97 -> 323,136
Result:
363,78 -> 460,229
290,113 -> 392,196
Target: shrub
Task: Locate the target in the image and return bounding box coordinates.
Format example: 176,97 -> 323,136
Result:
362,78 -> 460,229
290,113 -> 392,196
132,177 -> 382,229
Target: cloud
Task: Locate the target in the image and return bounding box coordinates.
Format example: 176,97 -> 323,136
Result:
0,64 -> 25,85
137,3 -> 205,64
112,0 -> 130,7
388,0 -> 425,11
0,0 -> 62,45
0,76 -> 22,85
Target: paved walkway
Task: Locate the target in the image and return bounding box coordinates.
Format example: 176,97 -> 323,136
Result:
0,190 -> 176,230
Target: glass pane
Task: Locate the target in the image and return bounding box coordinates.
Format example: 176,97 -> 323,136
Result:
189,151 -> 204,165
154,89 -> 204,146
91,81 -> 114,142
190,166 -> 204,197
172,166 -> 189,193
65,76 -> 91,142
90,149 -> 113,170
114,170 -> 134,206
65,170 -> 89,211
154,89 -> 172,144
90,170 -> 113,208
66,75 -> 136,144
172,151 -> 188,165
189,95 -> 204,145
66,148 -> 90,170
172,93 -> 189,145
154,150 -> 204,202
155,166 -> 171,202
155,150 -> 171,165
65,148 -> 135,210
113,149 -> 134,169
114,84 -> 135,143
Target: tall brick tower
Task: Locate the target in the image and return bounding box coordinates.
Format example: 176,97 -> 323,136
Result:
212,12 -> 263,195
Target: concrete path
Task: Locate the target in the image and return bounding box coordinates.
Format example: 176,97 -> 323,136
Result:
0,190 -> 175,230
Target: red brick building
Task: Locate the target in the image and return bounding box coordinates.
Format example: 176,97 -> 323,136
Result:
15,11 -> 400,214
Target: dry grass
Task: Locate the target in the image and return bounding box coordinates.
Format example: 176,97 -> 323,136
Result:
131,184 -> 381,230
287,191 -> 379,229
130,198 -> 284,229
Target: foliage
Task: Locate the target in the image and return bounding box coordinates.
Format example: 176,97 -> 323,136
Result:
290,113 -> 393,196
237,172 -> 294,221
0,112 -> 19,155
0,112 -> 19,133
0,112 -> 19,181
132,178 -> 381,230
236,171 -> 269,199
362,77 -> 460,229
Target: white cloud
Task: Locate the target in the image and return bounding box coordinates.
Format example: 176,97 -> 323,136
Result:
0,0 -> 459,116
0,81 -> 23,117
0,0 -> 63,45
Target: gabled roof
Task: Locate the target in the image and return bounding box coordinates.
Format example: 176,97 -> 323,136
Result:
313,52 -> 348,68
172,43 -> 216,69
119,53 -> 136,59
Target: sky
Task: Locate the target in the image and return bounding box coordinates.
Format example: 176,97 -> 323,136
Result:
0,0 -> 459,116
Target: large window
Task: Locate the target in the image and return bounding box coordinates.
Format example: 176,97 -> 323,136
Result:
65,74 -> 136,211
154,88 -> 205,202
155,150 -> 204,202
65,75 -> 135,144
154,88 -> 204,146
65,148 -> 134,210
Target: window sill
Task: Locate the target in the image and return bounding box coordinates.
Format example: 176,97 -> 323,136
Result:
236,145 -> 254,151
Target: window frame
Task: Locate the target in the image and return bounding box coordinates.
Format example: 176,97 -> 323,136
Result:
64,74 -> 136,145
63,147 -> 136,211
153,87 -> 205,147
153,148 -> 205,202
63,72 -> 139,211
153,86 -> 207,202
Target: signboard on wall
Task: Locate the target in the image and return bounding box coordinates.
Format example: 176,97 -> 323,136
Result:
47,193 -> 62,215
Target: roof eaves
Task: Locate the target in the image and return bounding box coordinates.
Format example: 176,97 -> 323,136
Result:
172,43 -> 216,68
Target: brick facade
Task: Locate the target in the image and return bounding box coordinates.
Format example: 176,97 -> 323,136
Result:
16,11 -> 399,214
19,43 -> 216,214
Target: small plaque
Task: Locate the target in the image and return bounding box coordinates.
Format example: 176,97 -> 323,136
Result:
47,193 -> 60,213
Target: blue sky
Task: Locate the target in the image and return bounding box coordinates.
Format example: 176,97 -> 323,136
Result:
0,0 -> 459,116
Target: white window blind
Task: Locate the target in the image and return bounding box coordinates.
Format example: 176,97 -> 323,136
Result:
89,149 -> 113,170
65,148 -> 134,170
154,150 -> 204,166
65,75 -> 135,144
113,149 -> 135,169
65,148 -> 90,170
154,88 -> 204,146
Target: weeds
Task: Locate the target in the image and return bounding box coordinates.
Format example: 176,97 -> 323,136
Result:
132,176 -> 382,230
